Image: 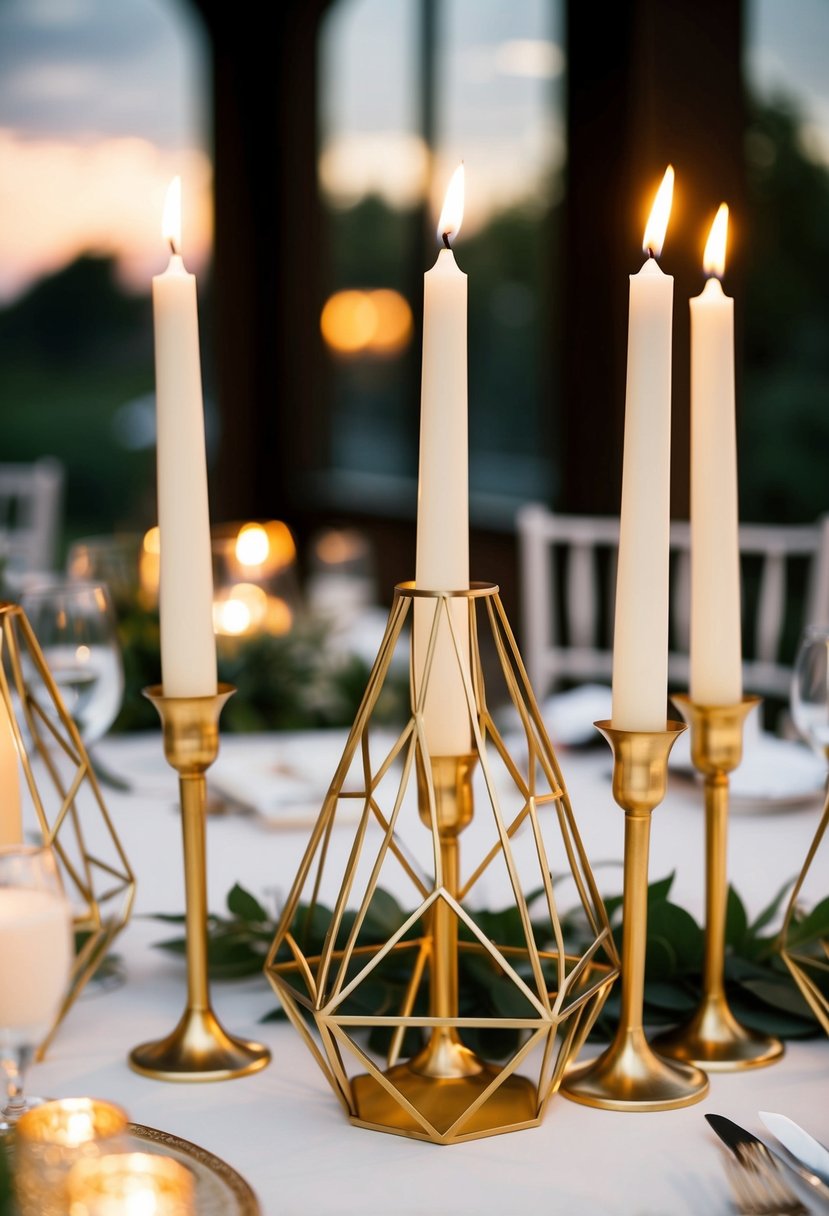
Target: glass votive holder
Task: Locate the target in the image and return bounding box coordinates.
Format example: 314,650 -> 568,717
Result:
13,1097 -> 129,1216
67,1151 -> 195,1216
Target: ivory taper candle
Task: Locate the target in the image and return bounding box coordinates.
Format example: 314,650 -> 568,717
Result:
414,164 -> 471,756
690,204 -> 742,705
152,177 -> 217,698
611,166 -> 675,732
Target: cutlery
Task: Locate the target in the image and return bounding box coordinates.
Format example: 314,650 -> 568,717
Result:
707,1113 -> 829,1209
720,1141 -> 809,1215
760,1112 -> 829,1189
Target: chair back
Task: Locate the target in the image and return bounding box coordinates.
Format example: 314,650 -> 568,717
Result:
517,504 -> 829,701
0,458 -> 64,580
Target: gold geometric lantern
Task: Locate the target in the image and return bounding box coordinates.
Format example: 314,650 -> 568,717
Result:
265,582 -> 619,1144
0,602 -> 135,1056
780,786 -> 829,1035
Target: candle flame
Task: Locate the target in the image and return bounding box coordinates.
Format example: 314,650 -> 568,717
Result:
703,202 -> 728,278
642,165 -> 674,259
162,175 -> 182,254
436,163 -> 465,246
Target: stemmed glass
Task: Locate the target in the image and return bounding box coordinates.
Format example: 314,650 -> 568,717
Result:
790,624 -> 829,763
20,581 -> 124,749
0,844 -> 73,1130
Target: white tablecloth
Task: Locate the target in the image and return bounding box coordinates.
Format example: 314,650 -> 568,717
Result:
31,728 -> 829,1216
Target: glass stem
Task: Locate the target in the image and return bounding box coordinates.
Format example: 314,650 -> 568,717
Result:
2,1044 -> 33,1121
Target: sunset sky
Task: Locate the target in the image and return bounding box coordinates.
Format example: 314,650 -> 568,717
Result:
0,0 -> 826,305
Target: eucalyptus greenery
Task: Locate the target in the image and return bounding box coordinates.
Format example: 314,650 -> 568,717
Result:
153,871 -> 829,1059
114,608 -> 408,733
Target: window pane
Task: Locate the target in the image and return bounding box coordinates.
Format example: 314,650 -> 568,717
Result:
742,0 -> 829,523
0,0 -> 211,550
317,0 -> 565,525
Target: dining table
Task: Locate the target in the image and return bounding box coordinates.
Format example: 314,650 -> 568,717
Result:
25,701 -> 829,1216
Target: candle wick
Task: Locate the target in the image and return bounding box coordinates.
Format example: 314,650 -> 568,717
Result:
442,232 -> 452,251
646,246 -> 656,260
168,237 -> 178,256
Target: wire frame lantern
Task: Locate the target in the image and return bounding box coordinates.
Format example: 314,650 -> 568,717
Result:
265,582 -> 619,1144
780,787 -> 829,1035
0,602 -> 135,1056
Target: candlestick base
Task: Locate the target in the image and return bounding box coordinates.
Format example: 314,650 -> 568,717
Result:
562,1031 -> 708,1113
265,582 -> 619,1143
129,1008 -> 270,1083
652,695 -> 783,1072
651,995 -> 783,1072
128,685 -> 270,1083
561,721 -> 709,1112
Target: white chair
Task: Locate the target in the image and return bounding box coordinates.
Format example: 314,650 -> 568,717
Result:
517,503 -> 829,702
0,458 -> 64,580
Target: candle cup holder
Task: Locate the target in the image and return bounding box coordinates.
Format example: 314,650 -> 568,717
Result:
561,721 -> 710,1112
0,603 -> 135,1059
653,695 -> 784,1070
128,685 -> 270,1082
265,582 -> 619,1144
779,750 -> 829,1036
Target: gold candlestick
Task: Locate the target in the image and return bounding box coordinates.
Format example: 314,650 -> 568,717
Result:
129,684 -> 271,1082
562,721 -> 710,1111
653,695 -> 783,1070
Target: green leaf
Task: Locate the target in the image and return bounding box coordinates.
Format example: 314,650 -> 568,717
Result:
787,895 -> 829,947
726,885 -> 749,950
226,883 -> 270,924
748,877 -> 796,936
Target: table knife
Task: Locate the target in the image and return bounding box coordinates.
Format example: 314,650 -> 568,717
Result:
760,1112 -> 829,1188
706,1113 -> 829,1207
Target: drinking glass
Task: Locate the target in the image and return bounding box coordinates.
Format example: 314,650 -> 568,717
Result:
20,581 -> 125,747
0,844 -> 73,1129
790,624 -> 829,761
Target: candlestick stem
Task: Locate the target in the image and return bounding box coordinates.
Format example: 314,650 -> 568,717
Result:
129,685 -> 271,1082
351,747 -> 537,1135
561,721 -> 709,1111
653,696 -> 783,1070
409,755 -> 484,1079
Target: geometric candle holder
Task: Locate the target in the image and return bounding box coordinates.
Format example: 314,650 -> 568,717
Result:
265,581 -> 620,1144
653,695 -> 784,1070
0,601 -> 136,1058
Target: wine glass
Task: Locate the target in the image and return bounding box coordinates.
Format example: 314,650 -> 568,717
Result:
20,580 -> 125,748
0,844 -> 73,1130
790,623 -> 829,761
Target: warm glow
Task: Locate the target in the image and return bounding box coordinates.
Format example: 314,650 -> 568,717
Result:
315,528 -> 366,565
436,163 -> 465,245
642,165 -> 674,259
213,583 -> 268,637
320,290 -> 377,353
235,523 -> 269,567
703,202 -> 729,278
265,596 -> 293,636
139,527 -> 161,609
75,645 -> 91,664
162,175 -> 182,253
320,290 -> 412,357
66,1112 -> 94,1147
0,132 -> 212,303
143,526 -> 161,555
